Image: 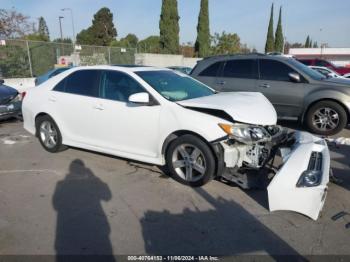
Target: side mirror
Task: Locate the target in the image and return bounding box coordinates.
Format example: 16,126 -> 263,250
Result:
0,79 -> 4,85
289,72 -> 301,83
128,92 -> 150,105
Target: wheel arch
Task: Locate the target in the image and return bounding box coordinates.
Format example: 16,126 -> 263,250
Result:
34,112 -> 56,136
302,98 -> 350,124
161,130 -> 225,177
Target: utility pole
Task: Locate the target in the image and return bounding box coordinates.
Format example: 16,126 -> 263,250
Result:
61,8 -> 76,44
59,16 -> 64,41
59,16 -> 64,57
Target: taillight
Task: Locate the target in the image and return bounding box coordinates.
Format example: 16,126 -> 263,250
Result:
21,91 -> 26,100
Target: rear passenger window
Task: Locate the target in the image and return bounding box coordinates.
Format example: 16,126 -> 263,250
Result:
223,59 -> 257,79
259,59 -> 296,81
53,70 -> 100,97
199,62 -> 222,77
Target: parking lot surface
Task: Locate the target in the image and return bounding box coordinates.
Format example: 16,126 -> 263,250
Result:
0,120 -> 350,256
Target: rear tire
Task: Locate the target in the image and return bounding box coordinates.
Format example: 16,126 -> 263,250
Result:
36,115 -> 67,153
165,134 -> 216,187
305,101 -> 347,136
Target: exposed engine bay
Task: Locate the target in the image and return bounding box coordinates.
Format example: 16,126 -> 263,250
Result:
219,124 -> 291,170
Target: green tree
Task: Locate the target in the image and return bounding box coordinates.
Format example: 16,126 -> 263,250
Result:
111,34 -> 139,48
313,41 -> 318,48
305,35 -> 311,48
0,45 -> 31,77
76,29 -> 94,45
274,7 -> 284,52
138,35 -> 161,53
25,33 -> 49,41
159,0 -> 180,54
211,32 -> 241,55
76,7 -> 117,46
265,3 -> 275,53
195,0 -> 210,57
38,16 -> 49,41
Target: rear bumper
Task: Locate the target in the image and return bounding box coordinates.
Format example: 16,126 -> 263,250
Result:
267,132 -> 330,220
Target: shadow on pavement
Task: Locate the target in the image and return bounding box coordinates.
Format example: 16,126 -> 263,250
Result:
52,159 -> 115,261
140,187 -> 304,257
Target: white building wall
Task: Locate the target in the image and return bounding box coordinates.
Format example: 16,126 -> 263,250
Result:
135,53 -> 201,68
3,78 -> 35,92
289,48 -> 350,67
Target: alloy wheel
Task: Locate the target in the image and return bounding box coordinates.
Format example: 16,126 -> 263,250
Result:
39,121 -> 58,149
171,144 -> 207,182
312,107 -> 339,132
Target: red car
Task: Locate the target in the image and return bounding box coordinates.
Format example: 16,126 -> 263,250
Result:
298,59 -> 350,75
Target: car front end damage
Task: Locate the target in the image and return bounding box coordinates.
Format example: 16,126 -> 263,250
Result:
0,94 -> 22,121
213,125 -> 330,220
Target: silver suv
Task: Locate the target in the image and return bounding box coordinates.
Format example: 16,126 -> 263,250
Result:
191,54 -> 350,136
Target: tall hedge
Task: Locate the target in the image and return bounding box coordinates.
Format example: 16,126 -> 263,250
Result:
159,0 -> 180,54
195,0 -> 210,57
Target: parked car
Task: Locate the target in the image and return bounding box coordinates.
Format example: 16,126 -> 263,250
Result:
343,73 -> 350,79
167,66 -> 192,75
22,66 -> 330,220
298,58 -> 350,76
309,66 -> 345,79
35,67 -> 72,86
0,79 -> 22,121
191,54 -> 350,136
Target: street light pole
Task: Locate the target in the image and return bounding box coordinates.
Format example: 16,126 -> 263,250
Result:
61,8 -> 76,44
58,16 -> 64,41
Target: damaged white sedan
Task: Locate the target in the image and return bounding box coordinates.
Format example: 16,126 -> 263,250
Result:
22,66 -> 330,220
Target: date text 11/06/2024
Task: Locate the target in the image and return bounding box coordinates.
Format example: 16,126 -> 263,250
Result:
127,256 -> 220,261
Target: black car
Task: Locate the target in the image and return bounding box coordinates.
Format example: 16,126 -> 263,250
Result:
191,53 -> 350,136
0,80 -> 22,121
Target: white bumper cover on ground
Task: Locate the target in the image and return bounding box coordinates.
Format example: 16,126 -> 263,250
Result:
268,132 -> 330,220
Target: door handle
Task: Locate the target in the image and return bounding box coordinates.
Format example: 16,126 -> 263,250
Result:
93,104 -> 104,111
49,96 -> 57,102
216,80 -> 226,85
259,83 -> 270,88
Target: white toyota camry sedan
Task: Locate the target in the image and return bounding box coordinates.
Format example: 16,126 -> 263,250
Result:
22,65 -> 330,220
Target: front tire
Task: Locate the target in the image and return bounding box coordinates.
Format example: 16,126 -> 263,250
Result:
165,134 -> 216,187
36,115 -> 67,153
305,101 -> 348,136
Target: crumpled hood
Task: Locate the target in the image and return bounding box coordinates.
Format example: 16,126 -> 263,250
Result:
177,92 -> 277,126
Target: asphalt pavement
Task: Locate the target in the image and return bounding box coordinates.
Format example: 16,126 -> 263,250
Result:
0,120 -> 349,256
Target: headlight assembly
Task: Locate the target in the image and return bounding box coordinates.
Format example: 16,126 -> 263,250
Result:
296,151 -> 323,187
297,170 -> 322,187
218,123 -> 271,144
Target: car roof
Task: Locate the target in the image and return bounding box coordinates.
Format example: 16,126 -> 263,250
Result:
67,65 -> 171,73
195,53 -> 295,68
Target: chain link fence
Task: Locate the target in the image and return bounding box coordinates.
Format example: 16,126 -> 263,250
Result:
0,39 -> 136,78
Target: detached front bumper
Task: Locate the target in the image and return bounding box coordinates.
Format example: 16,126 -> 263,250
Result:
267,132 -> 330,220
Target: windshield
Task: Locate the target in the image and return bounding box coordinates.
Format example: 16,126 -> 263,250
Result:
136,70 -> 215,101
288,59 -> 326,80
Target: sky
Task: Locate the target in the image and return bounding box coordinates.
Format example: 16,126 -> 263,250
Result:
2,0 -> 350,52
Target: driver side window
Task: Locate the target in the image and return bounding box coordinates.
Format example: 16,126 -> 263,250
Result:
100,71 -> 145,102
259,59 -> 297,82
